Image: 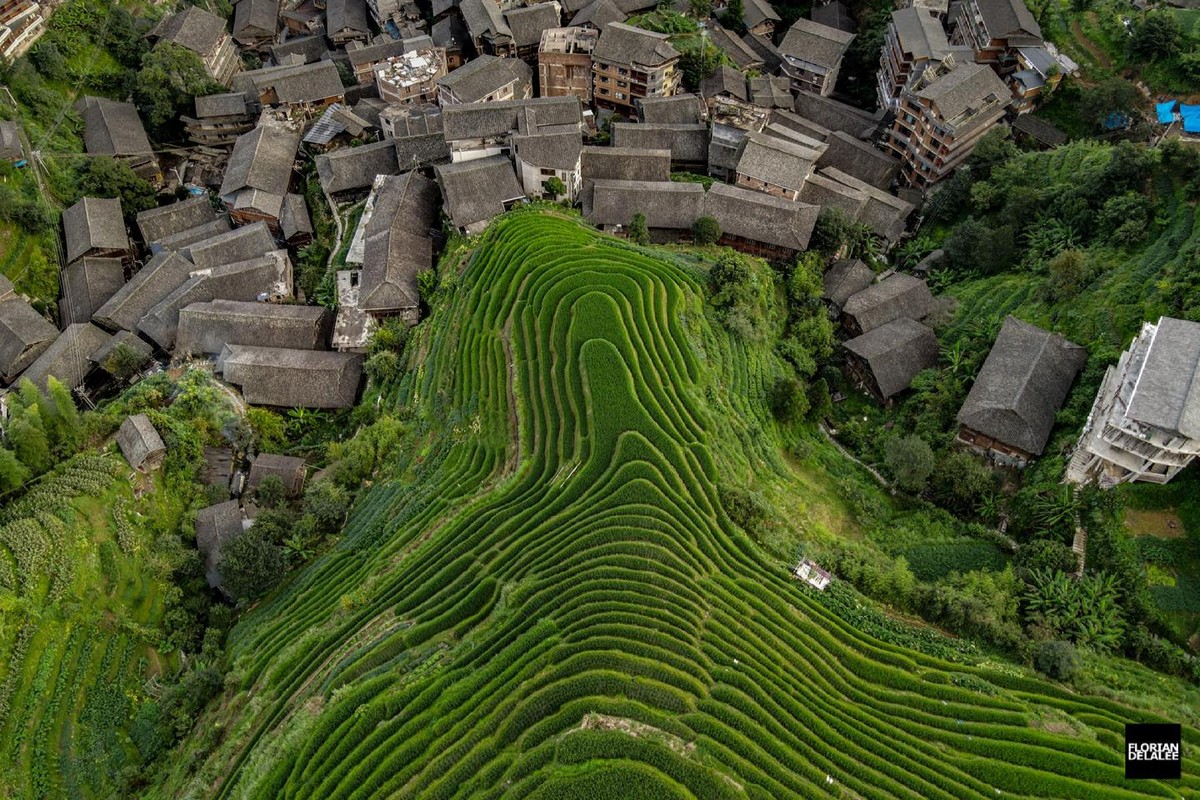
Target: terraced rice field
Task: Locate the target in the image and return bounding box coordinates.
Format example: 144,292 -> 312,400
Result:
178,212 -> 1197,799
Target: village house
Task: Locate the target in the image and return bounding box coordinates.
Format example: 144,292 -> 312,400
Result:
93,252 -> 197,333
703,24 -> 763,72
705,96 -> 766,180
60,258 -> 126,327
840,273 -> 932,336
579,144 -> 670,207
75,96 -> 160,183
777,18 -> 855,97
219,123 -> 302,230
636,93 -> 706,124
591,22 -> 681,117
734,132 -> 824,201
233,61 -> 347,116
949,0 -> 1042,73
136,196 -> 218,250
316,139 -> 402,197
1068,317 -> 1200,487
280,194 -> 313,247
570,0 -> 624,31
799,166 -> 914,242
740,0 -> 780,37
326,0 -> 372,47
247,453 -> 308,496
20,322 -> 111,391
877,7 -> 971,109
513,130 -> 582,201
176,299 -> 331,357
271,34 -> 327,65
505,3 -> 561,64
442,95 -> 581,162
195,499 -> 245,590
301,101 -> 374,153
842,316 -> 939,401
355,172 -> 441,323
811,0 -> 856,33
1008,45 -> 1070,113
821,258 -> 874,316
885,59 -> 1009,188
956,316 -> 1086,466
217,345 -> 365,408
374,45 -> 449,104
438,54 -> 532,105
610,121 -> 707,171
347,36 -> 418,84
793,558 -> 832,590
184,92 -> 259,147
232,0 -> 278,47
539,26 -> 598,102
0,296 -> 57,384
61,197 -> 130,266
435,155 -> 526,234
116,413 -> 166,471
460,0 -> 515,56
147,6 -> 240,86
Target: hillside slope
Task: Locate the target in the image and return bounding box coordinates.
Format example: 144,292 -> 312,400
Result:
154,212 -> 1198,799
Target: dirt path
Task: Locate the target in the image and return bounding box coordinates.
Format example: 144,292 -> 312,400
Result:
1071,19 -> 1113,69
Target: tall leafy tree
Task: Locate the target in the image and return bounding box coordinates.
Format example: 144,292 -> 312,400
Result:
131,42 -> 221,134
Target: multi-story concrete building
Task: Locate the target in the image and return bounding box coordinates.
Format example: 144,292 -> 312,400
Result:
777,18 -> 855,97
591,22 -> 680,116
877,7 -> 970,109
0,0 -> 44,60
885,59 -> 1008,188
949,0 -> 1042,76
1068,317 -> 1200,487
539,26 -> 598,102
374,47 -> 448,104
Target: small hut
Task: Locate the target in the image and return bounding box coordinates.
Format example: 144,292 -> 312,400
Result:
116,413 -> 166,471
793,558 -> 832,590
247,453 -> 307,496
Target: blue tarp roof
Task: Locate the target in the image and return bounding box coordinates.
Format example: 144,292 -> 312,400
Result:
1181,104 -> 1200,133
1156,101 -> 1177,124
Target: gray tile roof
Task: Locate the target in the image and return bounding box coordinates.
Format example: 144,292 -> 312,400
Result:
704,182 -> 818,251
741,31 -> 782,72
743,0 -> 780,29
62,197 -> 128,264
588,179 -> 704,230
815,130 -> 898,189
0,120 -> 20,160
0,298 -> 58,383
248,453 -> 307,495
610,122 -> 707,165
735,132 -> 822,193
138,251 -> 291,350
268,34 -> 327,65
701,64 -> 749,101
61,257 -> 126,326
437,55 -> 530,103
184,221 -> 277,271
315,139 -> 399,195
889,7 -> 955,60
195,499 -> 243,589
219,124 -> 301,218
822,258 -> 874,306
814,166 -> 913,241
957,316 -> 1085,455
505,3 -> 560,47
1010,114 -> 1067,147
234,61 -> 345,106
279,193 -> 312,241
137,196 -> 217,246
435,155 -> 525,232
116,413 -> 165,470
21,322 -> 111,390
793,91 -> 880,139
195,91 -> 254,118
432,15 -> 470,50
579,145 -> 670,207
913,61 -> 1009,133
843,317 -> 938,398
513,131 -> 582,171
93,251 -> 195,332
842,273 -> 933,333
442,96 -> 581,141
778,18 -> 854,70
218,344 -> 364,408
637,93 -> 706,124
592,22 -> 679,66
176,299 -> 331,356
150,6 -> 229,55
232,0 -> 278,40
975,0 -> 1041,41
460,0 -> 512,43
76,96 -> 154,157
704,22 -> 761,70
359,172 -> 440,314
346,37 -> 412,67
326,0 -> 370,36
1125,317 -> 1200,438
748,75 -> 792,109
570,0 -> 624,28
152,218 -> 233,254
90,329 -> 153,372
811,0 -> 856,32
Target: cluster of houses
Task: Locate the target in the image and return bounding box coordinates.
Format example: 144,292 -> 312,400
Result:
114,409 -> 311,594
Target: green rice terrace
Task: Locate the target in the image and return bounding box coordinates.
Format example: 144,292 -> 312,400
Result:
122,210 -> 1197,799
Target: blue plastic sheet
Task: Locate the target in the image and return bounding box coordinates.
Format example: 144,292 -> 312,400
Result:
1156,101 -> 1178,124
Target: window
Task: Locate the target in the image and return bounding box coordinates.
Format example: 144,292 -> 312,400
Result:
540,168 -> 556,176
615,92 -> 626,100
599,88 -> 609,95
617,81 -> 627,88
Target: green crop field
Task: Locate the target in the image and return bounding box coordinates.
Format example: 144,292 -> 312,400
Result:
142,211 -> 1197,799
